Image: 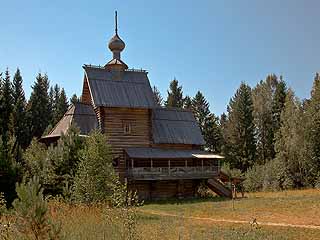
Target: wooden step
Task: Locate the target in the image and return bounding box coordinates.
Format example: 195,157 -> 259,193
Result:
207,178 -> 232,198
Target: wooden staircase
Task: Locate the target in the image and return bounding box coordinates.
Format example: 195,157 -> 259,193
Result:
207,178 -> 232,198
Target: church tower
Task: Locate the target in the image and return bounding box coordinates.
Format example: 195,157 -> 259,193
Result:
105,11 -> 128,71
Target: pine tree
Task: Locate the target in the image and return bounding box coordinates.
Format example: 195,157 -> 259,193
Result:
272,76 -> 287,136
70,93 -> 80,105
27,73 -> 51,138
252,74 -> 278,163
12,68 -> 28,150
223,82 -> 256,172
54,88 -> 68,124
0,72 -> 3,136
303,73 -> 320,185
205,115 -> 222,153
183,96 -> 192,110
1,69 -> 13,151
274,89 -> 305,188
191,91 -> 221,152
192,91 -> 211,133
152,86 -> 163,106
165,78 -> 184,108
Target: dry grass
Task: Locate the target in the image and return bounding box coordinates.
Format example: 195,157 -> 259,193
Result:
142,189 -> 320,226
2,189 -> 320,239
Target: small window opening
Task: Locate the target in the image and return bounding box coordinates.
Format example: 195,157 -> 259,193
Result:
123,121 -> 131,135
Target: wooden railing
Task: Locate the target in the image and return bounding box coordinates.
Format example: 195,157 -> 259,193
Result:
126,166 -> 219,180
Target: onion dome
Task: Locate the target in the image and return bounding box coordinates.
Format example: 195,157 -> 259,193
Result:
105,11 -> 127,71
108,33 -> 125,52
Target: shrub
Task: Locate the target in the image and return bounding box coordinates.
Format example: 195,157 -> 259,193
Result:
23,126 -> 83,197
244,159 -> 294,192
72,131 -> 118,203
12,177 -> 63,239
0,137 -> 21,205
315,173 -> 320,189
243,164 -> 265,192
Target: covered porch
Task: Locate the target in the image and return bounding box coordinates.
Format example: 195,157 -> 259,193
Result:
124,147 -> 224,180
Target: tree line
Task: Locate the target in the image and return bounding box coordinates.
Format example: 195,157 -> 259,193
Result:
0,68 -> 79,202
154,74 -> 320,191
1,67 -> 320,203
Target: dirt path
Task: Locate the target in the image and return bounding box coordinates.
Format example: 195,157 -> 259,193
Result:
139,209 -> 320,230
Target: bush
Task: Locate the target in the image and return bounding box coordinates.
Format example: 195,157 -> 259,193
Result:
12,177 -> 63,239
315,173 -> 320,189
23,126 -> 83,196
243,164 -> 265,192
72,131 -> 118,203
0,137 -> 21,205
244,159 -> 294,192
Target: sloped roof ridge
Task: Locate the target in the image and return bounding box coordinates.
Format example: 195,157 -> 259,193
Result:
154,106 -> 193,112
83,64 -> 147,73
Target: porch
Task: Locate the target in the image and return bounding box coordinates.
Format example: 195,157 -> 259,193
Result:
124,147 -> 223,181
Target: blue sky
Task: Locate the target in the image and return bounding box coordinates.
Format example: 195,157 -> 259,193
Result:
0,0 -> 319,115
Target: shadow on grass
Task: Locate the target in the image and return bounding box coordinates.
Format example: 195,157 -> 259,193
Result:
143,196 -> 231,206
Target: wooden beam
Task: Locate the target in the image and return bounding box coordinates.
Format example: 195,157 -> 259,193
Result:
201,159 -> 204,172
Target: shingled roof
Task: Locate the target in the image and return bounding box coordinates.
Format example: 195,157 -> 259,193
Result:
83,65 -> 156,108
42,102 -> 98,139
152,108 -> 205,145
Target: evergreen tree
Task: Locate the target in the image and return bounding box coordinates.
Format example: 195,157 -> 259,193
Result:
252,74 -> 278,163
183,95 -> 192,110
223,82 -> 256,172
272,76 -> 287,136
12,68 -> 28,150
205,115 -> 222,153
0,72 -> 3,136
70,93 -> 80,105
27,73 -> 51,138
191,91 -> 221,152
274,89 -> 305,188
152,86 -> 163,106
54,88 -> 68,124
1,69 -> 13,151
303,73 -> 320,185
165,78 -> 184,108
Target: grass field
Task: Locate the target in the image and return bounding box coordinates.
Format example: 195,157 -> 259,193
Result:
47,189 -> 320,239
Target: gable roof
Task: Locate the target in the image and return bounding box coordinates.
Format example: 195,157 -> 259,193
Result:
42,102 -> 98,139
152,108 -> 205,145
83,65 -> 156,109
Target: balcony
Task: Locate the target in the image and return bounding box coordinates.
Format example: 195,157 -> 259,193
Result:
126,166 -> 219,180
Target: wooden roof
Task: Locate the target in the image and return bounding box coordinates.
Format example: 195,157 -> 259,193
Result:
83,65 -> 156,108
42,102 -> 98,139
152,108 -> 205,145
125,147 -> 223,159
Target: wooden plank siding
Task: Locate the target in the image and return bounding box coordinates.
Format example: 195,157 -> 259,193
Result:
81,77 -> 92,105
103,107 -> 152,178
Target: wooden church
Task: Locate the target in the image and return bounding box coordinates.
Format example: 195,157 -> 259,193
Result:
42,12 -> 231,200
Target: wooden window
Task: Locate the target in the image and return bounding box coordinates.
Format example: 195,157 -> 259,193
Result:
123,121 -> 131,135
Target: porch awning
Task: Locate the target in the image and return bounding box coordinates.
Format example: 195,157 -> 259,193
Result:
124,147 -> 224,159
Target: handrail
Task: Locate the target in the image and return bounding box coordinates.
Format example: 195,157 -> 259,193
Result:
127,166 -> 219,177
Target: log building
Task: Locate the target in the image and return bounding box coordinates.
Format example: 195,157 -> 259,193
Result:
42,12 -> 231,200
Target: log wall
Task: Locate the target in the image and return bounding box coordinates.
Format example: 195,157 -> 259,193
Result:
103,107 -> 152,177
128,180 -> 199,200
